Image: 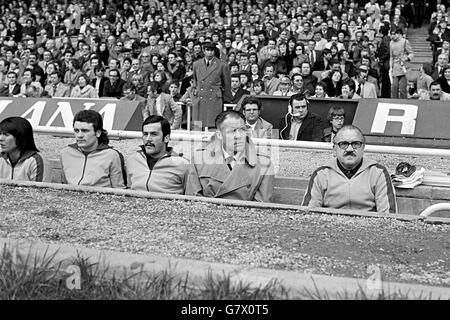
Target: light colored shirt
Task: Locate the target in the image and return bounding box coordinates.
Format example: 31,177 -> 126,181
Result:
155,94 -> 163,115
246,121 -> 257,138
289,118 -> 303,140
222,148 -> 238,168
95,77 -> 101,94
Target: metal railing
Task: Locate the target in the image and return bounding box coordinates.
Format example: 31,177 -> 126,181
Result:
33,126 -> 450,158
419,203 -> 450,218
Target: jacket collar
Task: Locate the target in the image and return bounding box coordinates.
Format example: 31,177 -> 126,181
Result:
68,142 -> 111,152
138,145 -> 181,158
1,149 -> 38,164
329,157 -> 378,177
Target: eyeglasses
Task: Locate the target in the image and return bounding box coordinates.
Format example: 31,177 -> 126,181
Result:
335,141 -> 363,150
244,108 -> 259,112
332,115 -> 345,121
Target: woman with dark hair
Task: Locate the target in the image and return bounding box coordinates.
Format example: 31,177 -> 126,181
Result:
6,20 -> 22,43
250,79 -> 266,95
153,70 -> 169,93
150,54 -> 160,73
70,73 -> 98,98
113,21 -> 126,38
121,57 -> 132,82
292,42 -> 309,68
286,37 -> 297,62
59,110 -> 126,188
250,63 -> 261,82
330,44 -> 339,60
156,61 -> 173,83
0,117 -> 51,182
323,70 -> 343,97
97,42 -> 110,67
127,20 -> 140,39
437,65 -> 450,93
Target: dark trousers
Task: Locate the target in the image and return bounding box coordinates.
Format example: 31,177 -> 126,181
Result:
380,69 -> 391,99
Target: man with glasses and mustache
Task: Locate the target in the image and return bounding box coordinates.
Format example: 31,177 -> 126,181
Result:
302,125 -> 397,213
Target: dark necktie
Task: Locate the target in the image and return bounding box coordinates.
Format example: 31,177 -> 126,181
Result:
357,84 -> 363,96
53,85 -> 57,95
225,156 -> 234,170
206,60 -> 210,67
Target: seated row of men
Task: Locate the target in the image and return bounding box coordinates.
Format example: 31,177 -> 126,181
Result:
0,107 -> 397,213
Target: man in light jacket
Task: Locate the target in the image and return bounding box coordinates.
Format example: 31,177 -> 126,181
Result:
125,115 -> 189,194
302,125 -> 397,213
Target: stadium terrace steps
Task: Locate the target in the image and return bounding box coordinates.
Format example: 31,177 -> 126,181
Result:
407,25 -> 433,65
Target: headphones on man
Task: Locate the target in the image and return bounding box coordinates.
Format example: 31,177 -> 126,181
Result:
287,97 -> 310,116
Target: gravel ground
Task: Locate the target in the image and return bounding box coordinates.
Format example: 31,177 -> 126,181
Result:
0,185 -> 449,288
35,134 -> 450,178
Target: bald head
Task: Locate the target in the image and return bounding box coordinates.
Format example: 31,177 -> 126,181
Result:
333,125 -> 365,144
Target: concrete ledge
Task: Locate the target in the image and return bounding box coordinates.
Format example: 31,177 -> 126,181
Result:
2,179 -> 441,224
45,158 -> 450,216
1,237 -> 448,300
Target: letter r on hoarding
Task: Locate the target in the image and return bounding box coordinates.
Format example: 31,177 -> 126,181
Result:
371,103 -> 417,135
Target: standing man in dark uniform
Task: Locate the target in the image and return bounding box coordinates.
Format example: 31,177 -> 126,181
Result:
378,24 -> 391,98
192,42 -> 231,131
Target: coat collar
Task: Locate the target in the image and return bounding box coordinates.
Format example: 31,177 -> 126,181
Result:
206,133 -> 257,167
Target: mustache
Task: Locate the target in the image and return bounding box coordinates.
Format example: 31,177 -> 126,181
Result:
145,143 -> 155,147
344,151 -> 356,157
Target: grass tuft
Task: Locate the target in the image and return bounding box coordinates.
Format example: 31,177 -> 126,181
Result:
0,245 -> 442,300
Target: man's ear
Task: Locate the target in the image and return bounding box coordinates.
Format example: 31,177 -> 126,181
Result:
215,128 -> 222,140
332,145 -> 338,158
163,134 -> 170,143
96,130 -> 101,138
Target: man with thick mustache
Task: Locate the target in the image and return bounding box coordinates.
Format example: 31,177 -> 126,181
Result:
302,125 -> 397,213
125,115 -> 189,194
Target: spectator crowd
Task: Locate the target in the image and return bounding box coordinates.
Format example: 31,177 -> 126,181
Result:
0,0 -> 446,125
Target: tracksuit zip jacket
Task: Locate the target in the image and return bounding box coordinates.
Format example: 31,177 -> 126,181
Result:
0,150 -> 51,182
302,158 -> 397,213
125,147 -> 189,194
60,143 -> 127,188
